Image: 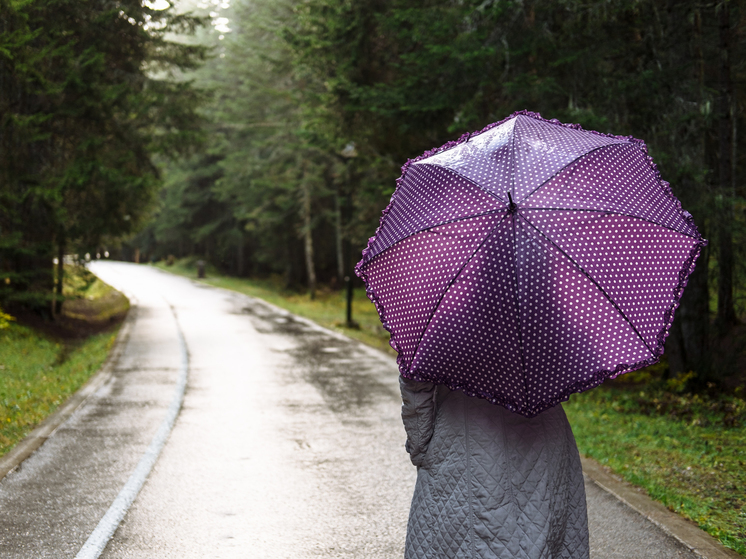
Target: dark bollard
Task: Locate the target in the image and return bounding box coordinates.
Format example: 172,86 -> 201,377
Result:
345,276 -> 353,324
345,276 -> 359,329
197,260 -> 206,279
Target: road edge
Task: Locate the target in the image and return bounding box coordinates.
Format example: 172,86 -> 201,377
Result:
580,456 -> 742,559
74,301 -> 189,559
0,294 -> 137,483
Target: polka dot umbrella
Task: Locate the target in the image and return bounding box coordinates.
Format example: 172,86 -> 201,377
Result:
355,111 -> 707,417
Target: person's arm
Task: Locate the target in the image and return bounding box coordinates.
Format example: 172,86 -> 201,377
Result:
399,375 -> 437,467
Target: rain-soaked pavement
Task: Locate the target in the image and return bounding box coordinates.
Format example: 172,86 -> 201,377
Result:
0,262 -> 701,558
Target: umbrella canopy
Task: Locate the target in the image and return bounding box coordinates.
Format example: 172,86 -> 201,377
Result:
356,111 -> 707,417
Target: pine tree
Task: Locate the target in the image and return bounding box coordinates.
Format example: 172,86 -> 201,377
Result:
0,0 -> 207,310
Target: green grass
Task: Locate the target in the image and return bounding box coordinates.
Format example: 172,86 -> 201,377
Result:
0,266 -> 127,458
156,258 -> 745,555
564,388 -> 746,555
153,259 -> 394,354
0,324 -> 117,456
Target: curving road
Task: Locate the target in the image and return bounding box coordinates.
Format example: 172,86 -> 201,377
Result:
0,262 -> 702,558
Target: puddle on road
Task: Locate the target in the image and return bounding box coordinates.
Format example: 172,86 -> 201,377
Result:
238,301 -> 396,414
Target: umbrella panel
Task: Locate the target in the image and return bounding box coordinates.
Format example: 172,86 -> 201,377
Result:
420,114 -> 626,203
522,143 -> 696,236
510,116 -> 626,202
514,214 -> 653,414
411,217 -> 526,409
363,212 -> 507,368
411,212 -> 654,416
364,164 -> 503,264
523,210 -> 700,350
416,118 -> 516,201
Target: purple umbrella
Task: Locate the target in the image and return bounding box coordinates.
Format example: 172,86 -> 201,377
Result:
356,110 -> 707,417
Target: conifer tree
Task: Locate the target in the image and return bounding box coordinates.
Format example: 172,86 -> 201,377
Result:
0,0 -> 206,310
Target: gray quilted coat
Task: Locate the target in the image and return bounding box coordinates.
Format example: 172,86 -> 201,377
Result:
400,376 -> 589,559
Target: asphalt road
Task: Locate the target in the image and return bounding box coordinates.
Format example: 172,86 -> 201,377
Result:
0,261 -> 701,558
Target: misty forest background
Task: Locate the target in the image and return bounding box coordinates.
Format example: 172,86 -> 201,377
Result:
2,0 -> 746,391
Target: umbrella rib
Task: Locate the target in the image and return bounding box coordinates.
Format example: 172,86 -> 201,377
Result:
419,163 -> 508,204
361,208 -> 508,268
510,212 -> 530,399
517,213 -> 657,358
521,207 -> 699,239
410,214 -> 510,366
516,143 -> 628,203
510,123 -> 517,195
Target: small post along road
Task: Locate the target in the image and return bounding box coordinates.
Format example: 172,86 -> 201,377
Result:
0,262 -> 709,558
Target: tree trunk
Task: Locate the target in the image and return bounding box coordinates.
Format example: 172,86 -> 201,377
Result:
237,238 -> 245,277
302,176 -> 316,300
715,1 -> 737,332
335,189 -> 344,285
54,238 -> 64,316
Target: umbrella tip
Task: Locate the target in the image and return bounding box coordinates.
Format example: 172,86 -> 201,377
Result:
508,191 -> 517,213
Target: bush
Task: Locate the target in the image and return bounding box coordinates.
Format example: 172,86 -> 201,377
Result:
0,307 -> 14,330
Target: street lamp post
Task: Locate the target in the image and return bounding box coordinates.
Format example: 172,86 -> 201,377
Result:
339,142 -> 359,329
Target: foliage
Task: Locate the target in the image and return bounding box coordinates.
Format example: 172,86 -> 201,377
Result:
0,306 -> 15,330
139,0 -> 399,287
62,266 -> 98,298
0,261 -> 127,457
60,265 -> 130,322
604,372 -> 746,428
0,0 -> 207,307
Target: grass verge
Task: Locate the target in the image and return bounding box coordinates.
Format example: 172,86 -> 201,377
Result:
0,266 -> 127,458
62,265 -> 129,323
564,387 -> 746,555
156,258 -> 745,556
0,325 -> 117,456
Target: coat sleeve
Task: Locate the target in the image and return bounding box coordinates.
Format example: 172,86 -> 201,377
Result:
399,375 -> 437,467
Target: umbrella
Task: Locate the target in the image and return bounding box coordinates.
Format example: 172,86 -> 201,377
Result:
355,110 -> 707,417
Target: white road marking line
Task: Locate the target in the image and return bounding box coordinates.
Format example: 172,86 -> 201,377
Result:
75,304 -> 189,559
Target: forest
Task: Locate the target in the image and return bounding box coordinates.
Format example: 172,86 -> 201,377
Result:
1,0 -> 745,389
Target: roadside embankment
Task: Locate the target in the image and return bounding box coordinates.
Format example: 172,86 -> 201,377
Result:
0,266 -> 128,458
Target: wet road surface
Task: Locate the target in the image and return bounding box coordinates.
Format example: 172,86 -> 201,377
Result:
0,262 -> 701,558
